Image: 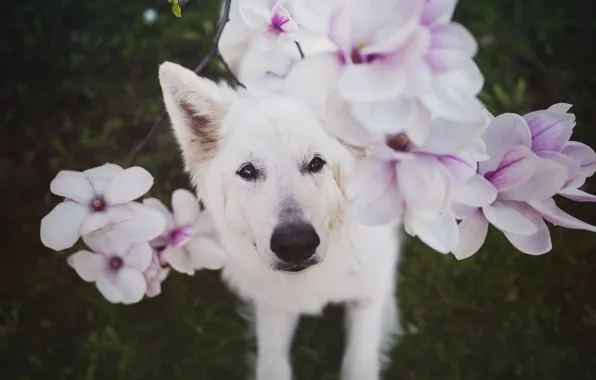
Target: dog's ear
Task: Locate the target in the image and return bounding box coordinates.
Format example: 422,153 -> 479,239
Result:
159,61 -> 238,173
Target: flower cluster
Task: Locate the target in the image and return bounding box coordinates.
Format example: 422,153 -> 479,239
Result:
226,0 -> 596,258
41,163 -> 226,304
40,0 -> 596,306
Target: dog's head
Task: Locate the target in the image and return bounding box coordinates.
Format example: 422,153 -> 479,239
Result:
159,62 -> 352,273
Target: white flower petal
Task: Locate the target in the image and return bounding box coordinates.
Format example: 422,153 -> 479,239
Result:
502,206 -> 552,255
338,63 -> 406,102
96,276 -> 124,303
499,156 -> 567,202
186,236 -> 228,270
40,201 -> 89,251
162,246 -> 195,275
351,176 -> 404,226
407,212 -> 458,254
452,209 -> 489,260
67,250 -> 103,282
50,170 -> 95,204
172,189 -> 201,227
103,167 -> 154,205
282,52 -> 341,105
421,117 -> 486,156
559,187 -> 596,203
84,163 -> 124,193
482,201 -> 537,235
451,202 -> 478,219
397,155 -> 454,213
111,202 -> 166,242
478,113 -> 532,173
528,198 -> 596,232
143,197 -> 175,230
453,174 -> 497,207
239,2 -> 270,29
123,242 -> 152,272
346,157 -> 395,206
116,268 -> 147,304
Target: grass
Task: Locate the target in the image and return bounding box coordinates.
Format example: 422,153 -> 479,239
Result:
2,0 -> 596,379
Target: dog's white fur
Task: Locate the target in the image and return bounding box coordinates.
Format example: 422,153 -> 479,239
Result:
159,49 -> 402,380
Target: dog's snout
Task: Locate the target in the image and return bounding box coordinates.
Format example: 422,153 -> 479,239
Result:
270,222 -> 320,263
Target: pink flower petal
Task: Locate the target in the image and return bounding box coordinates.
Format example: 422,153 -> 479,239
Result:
561,141 -> 596,178
439,152 -> 477,181
499,156 -> 567,202
50,170 -> 95,204
350,97 -> 417,136
536,151 -> 580,186
485,146 -> 535,191
406,211 -> 458,254
451,202 -> 478,219
143,197 -> 175,231
453,174 -> 497,207
482,200 -> 537,235
524,110 -> 572,153
528,198 -> 596,232
40,201 -> 89,251
496,202 -> 551,255
116,267 -> 147,304
452,209 -> 489,260
325,96 -> 382,147
103,167 -> 154,205
558,187 -> 596,203
478,113 -> 532,173
67,250 -> 103,282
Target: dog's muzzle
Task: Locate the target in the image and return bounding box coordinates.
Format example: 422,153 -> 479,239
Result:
270,222 -> 320,272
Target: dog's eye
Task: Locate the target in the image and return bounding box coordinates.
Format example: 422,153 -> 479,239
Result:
237,163 -> 258,181
308,156 -> 326,173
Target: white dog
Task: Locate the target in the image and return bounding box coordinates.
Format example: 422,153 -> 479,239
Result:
158,60 -> 403,380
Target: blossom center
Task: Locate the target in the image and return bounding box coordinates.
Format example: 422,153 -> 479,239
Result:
386,134 -> 410,152
348,44 -> 379,65
91,198 -> 106,212
270,13 -> 289,34
109,256 -> 123,270
169,224 -> 195,248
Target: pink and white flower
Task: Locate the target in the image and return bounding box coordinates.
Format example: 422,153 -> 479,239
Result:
343,106 -> 487,253
523,103 -> 596,202
40,163 -> 166,251
143,189 -> 227,275
67,231 -> 152,304
239,0 -> 300,51
452,112 -> 596,259
143,250 -> 170,298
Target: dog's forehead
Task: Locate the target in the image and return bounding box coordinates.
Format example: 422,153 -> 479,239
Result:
225,94 -> 331,153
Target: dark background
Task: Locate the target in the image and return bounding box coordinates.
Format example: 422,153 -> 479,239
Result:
2,0 -> 596,379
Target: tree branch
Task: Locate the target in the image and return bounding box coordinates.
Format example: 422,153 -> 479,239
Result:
295,41 -> 305,59
127,0 -> 244,166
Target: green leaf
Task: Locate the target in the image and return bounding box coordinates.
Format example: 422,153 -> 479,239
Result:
172,3 -> 182,17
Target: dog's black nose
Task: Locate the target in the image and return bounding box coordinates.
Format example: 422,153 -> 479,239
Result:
270,222 -> 320,263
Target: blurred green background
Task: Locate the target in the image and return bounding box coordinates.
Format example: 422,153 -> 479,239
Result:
2,0 -> 596,379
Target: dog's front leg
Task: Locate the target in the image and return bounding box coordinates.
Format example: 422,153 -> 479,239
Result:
254,302 -> 299,380
341,299 -> 385,380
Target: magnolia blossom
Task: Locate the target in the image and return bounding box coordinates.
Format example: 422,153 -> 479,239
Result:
143,189 -> 227,275
452,112 -> 596,259
143,250 -> 170,298
239,0 -> 300,50
523,103 -> 596,202
67,231 -> 152,304
343,106 -> 488,253
40,163 -> 166,251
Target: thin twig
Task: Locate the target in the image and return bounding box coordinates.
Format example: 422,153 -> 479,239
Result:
295,41 -> 305,59
127,0 -> 244,166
